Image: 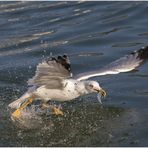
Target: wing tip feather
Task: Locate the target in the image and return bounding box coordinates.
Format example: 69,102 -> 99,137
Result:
45,55 -> 71,72
138,46 -> 148,60
131,46 -> 148,60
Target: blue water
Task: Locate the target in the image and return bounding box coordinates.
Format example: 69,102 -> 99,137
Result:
0,1 -> 148,146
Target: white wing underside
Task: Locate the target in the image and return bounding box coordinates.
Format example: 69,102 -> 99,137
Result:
28,55 -> 72,89
76,47 -> 148,81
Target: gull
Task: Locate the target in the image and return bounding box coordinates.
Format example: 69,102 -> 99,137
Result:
8,46 -> 148,119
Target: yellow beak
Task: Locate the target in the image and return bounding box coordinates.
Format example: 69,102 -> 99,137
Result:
94,87 -> 107,97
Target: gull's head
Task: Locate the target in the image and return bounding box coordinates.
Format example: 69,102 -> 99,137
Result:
85,80 -> 107,97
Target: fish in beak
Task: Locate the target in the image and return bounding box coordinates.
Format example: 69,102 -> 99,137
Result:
94,87 -> 107,104
98,88 -> 107,97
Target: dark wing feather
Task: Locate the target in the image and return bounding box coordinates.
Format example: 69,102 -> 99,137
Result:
28,55 -> 72,89
75,46 -> 148,81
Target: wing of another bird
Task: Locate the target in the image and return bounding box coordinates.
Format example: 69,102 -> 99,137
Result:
75,46 -> 148,81
28,55 -> 72,89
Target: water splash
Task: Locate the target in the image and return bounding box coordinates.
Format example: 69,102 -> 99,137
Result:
10,105 -> 53,129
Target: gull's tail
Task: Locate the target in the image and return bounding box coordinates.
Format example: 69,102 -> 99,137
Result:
8,93 -> 31,109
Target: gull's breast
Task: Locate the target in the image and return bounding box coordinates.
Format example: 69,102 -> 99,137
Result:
34,81 -> 80,102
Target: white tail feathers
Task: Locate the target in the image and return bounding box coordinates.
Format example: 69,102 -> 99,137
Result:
8,93 -> 31,109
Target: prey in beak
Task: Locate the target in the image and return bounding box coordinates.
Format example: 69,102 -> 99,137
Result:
94,87 -> 107,104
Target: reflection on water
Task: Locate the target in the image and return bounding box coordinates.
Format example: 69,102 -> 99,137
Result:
0,1 -> 148,147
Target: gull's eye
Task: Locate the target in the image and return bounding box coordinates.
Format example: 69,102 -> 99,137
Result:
89,84 -> 93,88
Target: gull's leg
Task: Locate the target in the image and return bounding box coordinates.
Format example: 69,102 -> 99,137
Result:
41,102 -> 50,109
11,97 -> 34,119
51,105 -> 64,116
41,102 -> 64,116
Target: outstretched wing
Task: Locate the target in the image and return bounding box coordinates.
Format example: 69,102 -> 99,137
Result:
76,46 -> 148,81
28,55 -> 72,89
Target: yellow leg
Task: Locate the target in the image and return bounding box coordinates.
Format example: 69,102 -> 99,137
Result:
52,106 -> 64,116
41,103 -> 64,116
41,102 -> 50,109
11,97 -> 34,119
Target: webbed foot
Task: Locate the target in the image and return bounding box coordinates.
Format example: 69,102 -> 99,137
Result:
11,97 -> 34,120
